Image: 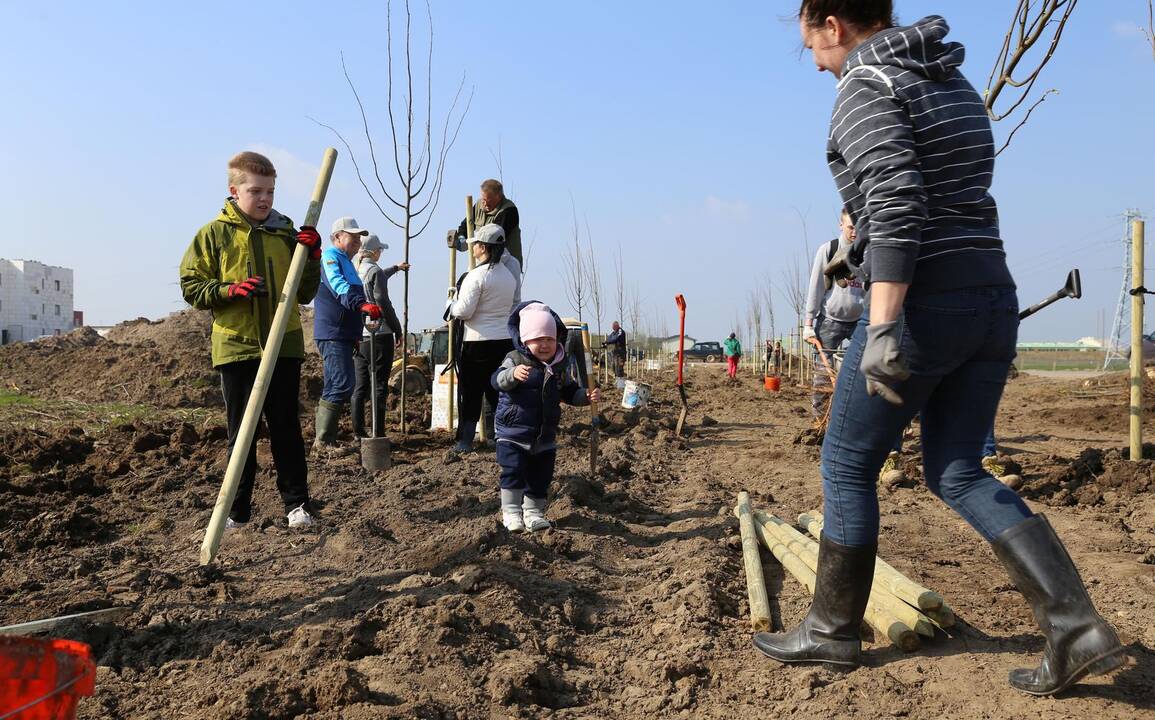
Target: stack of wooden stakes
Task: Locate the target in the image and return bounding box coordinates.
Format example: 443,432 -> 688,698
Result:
733,494 -> 955,652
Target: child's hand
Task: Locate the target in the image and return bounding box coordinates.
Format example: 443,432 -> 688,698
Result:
589,388 -> 601,403
513,365 -> 531,382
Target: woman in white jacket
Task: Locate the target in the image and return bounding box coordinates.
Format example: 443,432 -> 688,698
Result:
447,224 -> 517,452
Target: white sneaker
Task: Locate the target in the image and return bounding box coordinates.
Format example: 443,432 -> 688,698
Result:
502,509 -> 526,533
523,510 -> 552,532
225,517 -> 247,530
287,505 -> 314,528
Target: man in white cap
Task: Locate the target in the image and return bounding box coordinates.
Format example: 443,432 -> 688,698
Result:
312,216 -> 383,454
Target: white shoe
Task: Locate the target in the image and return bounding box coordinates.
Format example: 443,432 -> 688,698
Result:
523,510 -> 552,532
225,517 -> 247,530
287,505 -> 314,528
502,509 -> 526,533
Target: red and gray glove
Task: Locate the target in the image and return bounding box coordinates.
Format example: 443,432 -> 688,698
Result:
296,226 -> 322,260
227,276 -> 266,300
360,303 -> 382,320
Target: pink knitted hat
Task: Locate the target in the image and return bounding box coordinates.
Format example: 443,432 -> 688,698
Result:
519,303 -> 556,343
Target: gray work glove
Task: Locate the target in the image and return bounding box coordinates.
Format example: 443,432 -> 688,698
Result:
861,320 -> 910,406
823,241 -> 865,291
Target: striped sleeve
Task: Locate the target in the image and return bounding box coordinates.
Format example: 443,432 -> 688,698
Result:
830,70 -> 927,285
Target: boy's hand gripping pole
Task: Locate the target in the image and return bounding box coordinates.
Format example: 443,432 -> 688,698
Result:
200,148 -> 337,566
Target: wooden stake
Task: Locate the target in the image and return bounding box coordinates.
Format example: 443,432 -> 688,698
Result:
1131,218 -> 1145,461
200,148 -> 337,566
581,324 -> 600,476
735,493 -> 773,631
799,512 -> 945,611
0,607 -> 132,636
744,509 -> 919,651
757,512 -> 935,638
447,216 -> 458,432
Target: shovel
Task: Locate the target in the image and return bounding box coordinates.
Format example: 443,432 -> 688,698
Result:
1019,269 -> 1081,320
361,319 -> 391,472
675,294 -> 689,436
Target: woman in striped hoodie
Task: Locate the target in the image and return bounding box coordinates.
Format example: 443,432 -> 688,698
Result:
753,1 -> 1122,696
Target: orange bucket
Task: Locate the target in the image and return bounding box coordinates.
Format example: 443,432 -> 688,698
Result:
764,375 -> 781,392
0,637 -> 95,719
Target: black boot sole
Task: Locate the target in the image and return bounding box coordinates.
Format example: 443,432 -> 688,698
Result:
1013,646 -> 1126,696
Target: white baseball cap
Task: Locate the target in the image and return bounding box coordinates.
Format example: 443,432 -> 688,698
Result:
469,223 -> 506,245
331,216 -> 369,236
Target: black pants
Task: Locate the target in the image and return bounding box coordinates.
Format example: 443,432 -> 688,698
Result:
457,339 -> 513,440
219,358 -> 309,522
352,333 -> 395,437
497,443 -> 556,499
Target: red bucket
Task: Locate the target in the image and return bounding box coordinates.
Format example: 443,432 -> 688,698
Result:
764,375 -> 781,392
0,637 -> 95,719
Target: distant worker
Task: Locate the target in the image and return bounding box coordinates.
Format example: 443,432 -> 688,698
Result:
446,224 -> 518,453
491,302 -> 599,532
448,178 -> 523,282
804,208 -> 865,418
723,332 -> 742,380
313,217 -> 383,454
351,234 -> 408,438
602,321 -> 627,378
178,151 -> 322,529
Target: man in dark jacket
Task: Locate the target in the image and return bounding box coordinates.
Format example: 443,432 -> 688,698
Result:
447,179 -> 523,266
491,302 -> 599,532
602,321 -> 627,378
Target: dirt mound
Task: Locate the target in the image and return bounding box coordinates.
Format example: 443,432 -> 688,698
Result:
1022,444 -> 1155,506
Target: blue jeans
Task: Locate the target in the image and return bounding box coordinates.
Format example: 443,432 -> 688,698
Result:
821,287 -> 1032,545
318,339 -> 356,404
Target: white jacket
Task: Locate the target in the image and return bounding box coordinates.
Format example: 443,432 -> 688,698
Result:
450,261 -> 517,341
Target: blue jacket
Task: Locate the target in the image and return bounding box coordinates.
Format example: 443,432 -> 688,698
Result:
491,301 -> 590,453
314,246 -> 367,341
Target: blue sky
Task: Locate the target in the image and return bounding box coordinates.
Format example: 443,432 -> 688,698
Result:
1,1 -> 1151,343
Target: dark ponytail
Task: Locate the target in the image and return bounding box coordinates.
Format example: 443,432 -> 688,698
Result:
798,0 -> 894,30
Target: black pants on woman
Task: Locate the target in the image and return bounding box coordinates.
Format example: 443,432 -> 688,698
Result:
457,338 -> 514,440
352,332 -> 395,437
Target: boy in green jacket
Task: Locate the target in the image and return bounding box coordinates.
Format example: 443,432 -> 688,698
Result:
179,151 -> 324,529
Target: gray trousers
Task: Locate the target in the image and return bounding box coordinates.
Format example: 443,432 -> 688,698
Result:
811,316 -> 858,418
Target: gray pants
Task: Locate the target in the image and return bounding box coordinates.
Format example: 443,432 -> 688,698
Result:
811,317 -> 858,418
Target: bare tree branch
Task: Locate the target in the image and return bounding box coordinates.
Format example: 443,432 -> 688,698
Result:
562,196 -> 586,320
994,88 -> 1057,156
1144,0 -> 1155,59
985,0 -> 1078,123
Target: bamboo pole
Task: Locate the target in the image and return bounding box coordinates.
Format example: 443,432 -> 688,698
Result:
201,148 -> 337,565
581,324 -> 600,476
735,493 -> 773,631
745,509 -> 919,651
1131,218 -> 1145,461
799,512 -> 946,612
465,195 -> 484,444
0,607 -> 133,635
758,512 -> 934,638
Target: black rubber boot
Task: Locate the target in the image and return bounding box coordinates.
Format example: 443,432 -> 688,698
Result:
752,535 -> 876,666
991,514 -> 1124,695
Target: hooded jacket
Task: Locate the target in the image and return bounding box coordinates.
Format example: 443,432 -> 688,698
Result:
491,301 -> 590,453
179,200 -> 320,367
827,15 -> 1014,293
314,246 -> 368,342
723,336 -> 742,358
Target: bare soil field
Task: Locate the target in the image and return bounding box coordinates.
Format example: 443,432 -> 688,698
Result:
1,311 -> 1153,719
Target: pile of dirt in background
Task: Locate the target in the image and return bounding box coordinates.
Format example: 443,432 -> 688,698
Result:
0,309 -> 330,409
1021,444 -> 1155,507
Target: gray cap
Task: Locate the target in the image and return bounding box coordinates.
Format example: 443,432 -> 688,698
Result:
331,216 -> 369,236
362,234 -> 388,252
469,223 -> 506,245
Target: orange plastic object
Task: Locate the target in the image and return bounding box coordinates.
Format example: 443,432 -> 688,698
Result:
0,637 -> 95,719
764,376 -> 781,392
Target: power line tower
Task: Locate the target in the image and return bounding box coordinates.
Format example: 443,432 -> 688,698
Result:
1104,209 -> 1145,370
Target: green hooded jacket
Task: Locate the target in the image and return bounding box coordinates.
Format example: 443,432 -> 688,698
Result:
724,336 -> 742,358
179,200 -> 320,367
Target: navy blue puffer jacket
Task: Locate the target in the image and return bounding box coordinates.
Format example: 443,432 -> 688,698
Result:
490,301 -> 589,451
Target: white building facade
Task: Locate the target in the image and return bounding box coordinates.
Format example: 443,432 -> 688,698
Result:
0,260 -> 75,344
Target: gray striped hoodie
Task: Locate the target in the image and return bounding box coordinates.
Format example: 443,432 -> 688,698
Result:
828,15 -> 1014,292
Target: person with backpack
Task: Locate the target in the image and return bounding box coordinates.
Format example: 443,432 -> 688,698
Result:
804,208 -> 864,418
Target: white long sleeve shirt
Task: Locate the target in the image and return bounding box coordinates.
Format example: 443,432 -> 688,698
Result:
450,261 -> 517,341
